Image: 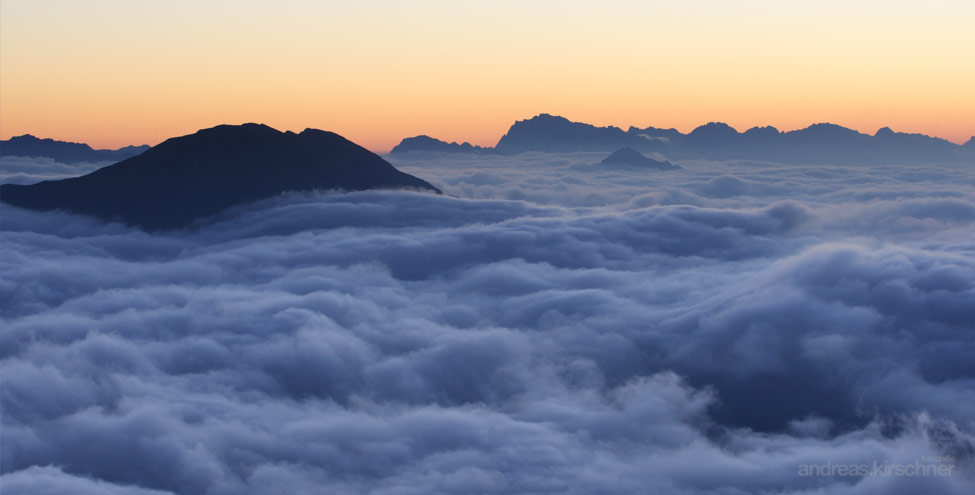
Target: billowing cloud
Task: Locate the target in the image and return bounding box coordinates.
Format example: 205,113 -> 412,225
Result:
2,152 -> 973,493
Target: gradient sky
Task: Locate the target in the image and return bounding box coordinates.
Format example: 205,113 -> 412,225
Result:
2,0 -> 973,152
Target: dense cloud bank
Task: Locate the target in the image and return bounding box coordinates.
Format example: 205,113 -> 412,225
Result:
2,152 -> 974,493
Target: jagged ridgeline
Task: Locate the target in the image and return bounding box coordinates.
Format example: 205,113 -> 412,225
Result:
391,114 -> 975,164
1,134 -> 150,163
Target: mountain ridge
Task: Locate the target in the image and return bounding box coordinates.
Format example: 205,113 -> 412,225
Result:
390,135 -> 493,154
392,114 -> 975,164
1,123 -> 440,230
1,134 -> 150,163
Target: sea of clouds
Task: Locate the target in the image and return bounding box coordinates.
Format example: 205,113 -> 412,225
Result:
1,152 -> 973,494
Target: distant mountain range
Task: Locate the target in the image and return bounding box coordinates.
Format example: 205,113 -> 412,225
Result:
1,134 -> 150,163
390,135 -> 492,154
1,124 -> 439,230
392,114 -> 975,164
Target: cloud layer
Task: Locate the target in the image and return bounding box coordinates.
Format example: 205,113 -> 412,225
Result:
2,152 -> 973,493
0,156 -> 109,185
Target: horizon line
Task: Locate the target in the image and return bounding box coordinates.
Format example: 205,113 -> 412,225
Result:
2,115 -> 973,153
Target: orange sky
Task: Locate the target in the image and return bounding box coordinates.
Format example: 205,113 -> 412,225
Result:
2,1 -> 973,152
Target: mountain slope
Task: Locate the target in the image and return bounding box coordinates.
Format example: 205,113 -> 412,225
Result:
1,124 -> 440,230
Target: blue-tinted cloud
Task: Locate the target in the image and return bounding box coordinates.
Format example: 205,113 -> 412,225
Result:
2,153 -> 973,494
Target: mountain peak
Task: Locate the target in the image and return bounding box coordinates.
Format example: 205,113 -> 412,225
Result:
529,113 -> 570,123
688,122 -> 740,138
795,123 -> 864,137
1,124 -> 439,230
5,133 -> 93,150
184,122 -> 279,139
686,123 -> 740,149
390,135 -> 491,154
694,122 -> 737,131
495,114 -> 642,153
744,126 -> 780,135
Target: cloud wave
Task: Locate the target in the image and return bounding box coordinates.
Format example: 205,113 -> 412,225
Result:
2,152 -> 973,493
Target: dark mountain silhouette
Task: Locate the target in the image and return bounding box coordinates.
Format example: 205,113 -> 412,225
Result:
742,126 -> 781,140
390,135 -> 492,154
1,123 -> 440,230
494,114 -> 647,153
601,147 -> 680,170
646,121 -> 971,164
1,134 -> 149,163
392,114 -> 974,164
739,126 -> 783,152
683,122 -> 742,152
871,127 -> 965,161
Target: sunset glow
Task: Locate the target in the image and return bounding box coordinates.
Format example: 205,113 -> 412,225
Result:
5,2 -> 975,494
2,0 -> 973,151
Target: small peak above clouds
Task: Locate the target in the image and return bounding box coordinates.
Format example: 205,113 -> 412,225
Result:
600,147 -> 680,170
